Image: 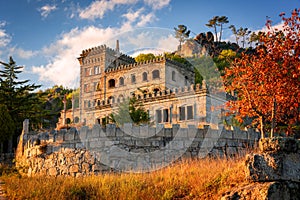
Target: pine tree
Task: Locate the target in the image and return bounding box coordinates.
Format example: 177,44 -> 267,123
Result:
0,57 -> 40,152
0,104 -> 15,153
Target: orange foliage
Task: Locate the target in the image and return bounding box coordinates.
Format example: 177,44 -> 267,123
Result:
224,9 -> 300,133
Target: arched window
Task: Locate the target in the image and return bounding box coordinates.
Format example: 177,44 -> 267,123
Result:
172,71 -> 176,81
185,76 -> 188,86
142,72 -> 148,81
131,74 -> 136,84
108,96 -> 115,104
153,88 -> 160,95
108,79 -> 115,88
119,77 -> 124,86
152,70 -> 160,79
74,117 -> 79,123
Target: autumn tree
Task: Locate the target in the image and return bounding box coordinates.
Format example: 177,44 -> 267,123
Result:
224,10 -> 300,137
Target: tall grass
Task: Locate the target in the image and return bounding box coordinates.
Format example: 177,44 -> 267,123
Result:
1,156 -> 247,200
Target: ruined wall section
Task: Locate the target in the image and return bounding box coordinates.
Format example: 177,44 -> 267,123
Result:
17,124 -> 259,177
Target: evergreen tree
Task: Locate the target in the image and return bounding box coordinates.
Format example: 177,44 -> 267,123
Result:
111,97 -> 149,126
0,104 -> 15,153
0,57 -> 40,152
174,25 -> 191,52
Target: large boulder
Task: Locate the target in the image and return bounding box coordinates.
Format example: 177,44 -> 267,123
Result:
245,137 -> 300,182
223,137 -> 300,200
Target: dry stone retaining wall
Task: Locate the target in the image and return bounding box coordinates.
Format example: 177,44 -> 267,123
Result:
17,124 -> 259,177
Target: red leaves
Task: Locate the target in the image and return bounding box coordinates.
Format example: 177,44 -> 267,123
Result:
224,9 -> 300,130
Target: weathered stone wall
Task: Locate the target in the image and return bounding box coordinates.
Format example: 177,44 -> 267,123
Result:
16,124 -> 259,177
222,137 -> 300,200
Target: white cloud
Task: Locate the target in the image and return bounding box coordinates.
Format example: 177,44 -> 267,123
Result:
136,12 -> 156,27
9,47 -> 37,59
0,22 -> 11,48
143,0 -> 171,10
30,26 -> 177,88
122,8 -> 157,28
79,0 -> 138,20
157,34 -> 177,52
122,8 -> 144,23
39,4 -> 57,18
31,25 -> 130,88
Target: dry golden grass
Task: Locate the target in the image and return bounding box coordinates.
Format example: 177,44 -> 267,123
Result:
1,156 -> 248,200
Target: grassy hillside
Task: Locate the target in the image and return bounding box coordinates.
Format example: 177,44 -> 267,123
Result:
1,156 -> 248,200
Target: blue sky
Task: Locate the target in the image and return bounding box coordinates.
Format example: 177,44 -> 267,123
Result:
0,0 -> 299,89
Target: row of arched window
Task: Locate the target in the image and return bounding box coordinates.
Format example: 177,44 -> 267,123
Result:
108,69 -> 160,88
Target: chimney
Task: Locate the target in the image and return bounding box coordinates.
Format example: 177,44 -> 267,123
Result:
116,40 -> 120,52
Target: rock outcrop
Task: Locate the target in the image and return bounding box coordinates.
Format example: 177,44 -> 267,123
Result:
222,137 -> 300,200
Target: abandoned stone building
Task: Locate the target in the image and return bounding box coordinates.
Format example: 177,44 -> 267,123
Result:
58,40 -> 226,129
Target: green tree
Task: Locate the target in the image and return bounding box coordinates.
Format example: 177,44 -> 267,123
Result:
40,85 -> 75,128
111,97 -> 149,126
237,27 -> 251,48
135,53 -> 156,62
229,25 -> 239,45
214,49 -> 237,74
0,56 -> 40,152
206,16 -> 229,43
0,104 -> 15,153
248,31 -> 262,47
174,25 -> 191,52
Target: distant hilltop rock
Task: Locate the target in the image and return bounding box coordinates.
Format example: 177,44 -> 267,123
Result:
177,39 -> 208,57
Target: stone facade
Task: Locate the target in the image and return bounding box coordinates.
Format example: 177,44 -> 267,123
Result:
57,41 -> 225,129
16,123 -> 259,177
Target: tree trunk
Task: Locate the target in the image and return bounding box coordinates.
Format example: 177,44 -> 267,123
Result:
260,116 -> 265,139
214,26 -> 218,43
270,98 -> 276,138
7,136 -> 13,153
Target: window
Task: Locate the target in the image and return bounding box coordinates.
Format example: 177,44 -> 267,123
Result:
152,70 -> 160,79
94,66 -> 100,74
89,68 -> 93,76
179,106 -> 185,121
84,68 -> 89,76
93,82 -> 98,91
131,74 -> 136,84
163,109 -> 169,122
187,106 -> 193,120
119,77 -> 124,86
142,72 -> 148,81
108,79 -> 115,88
153,88 -> 160,95
156,110 -> 162,123
95,82 -> 101,91
185,76 -> 188,86
74,117 -> 79,123
84,84 -> 89,92
172,71 -> 176,81
108,96 -> 115,104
